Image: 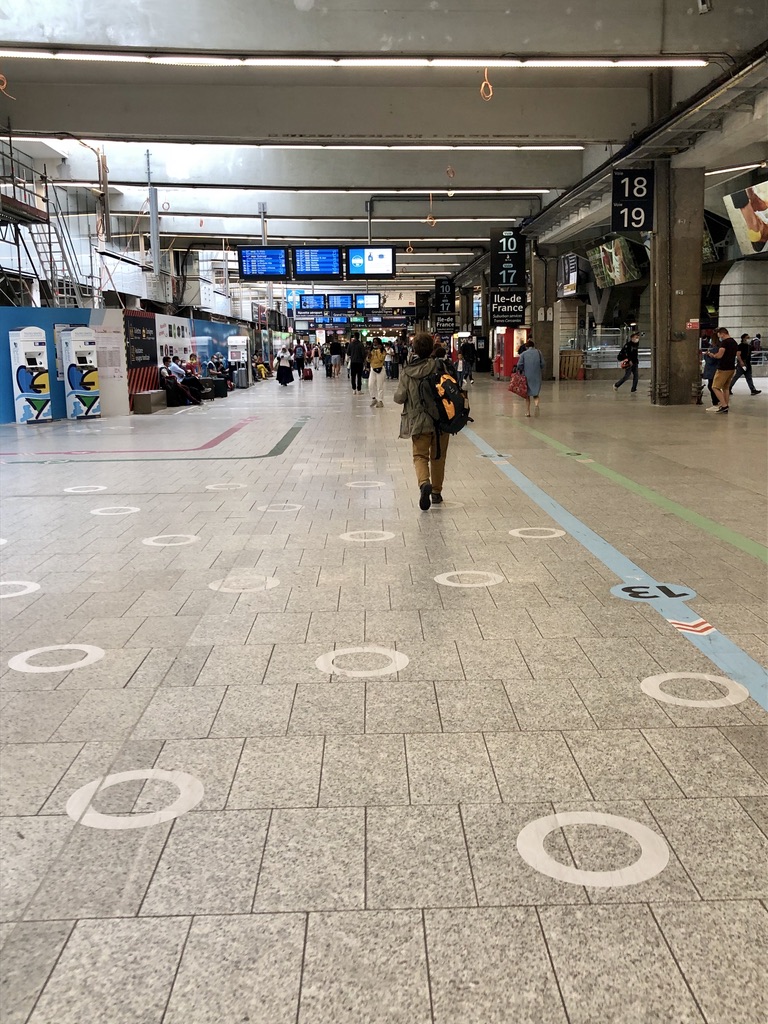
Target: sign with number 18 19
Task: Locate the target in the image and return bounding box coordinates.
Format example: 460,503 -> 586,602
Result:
611,168 -> 655,233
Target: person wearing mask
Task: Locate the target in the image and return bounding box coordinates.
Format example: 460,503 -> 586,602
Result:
368,337 -> 387,407
517,341 -> 545,417
329,337 -> 342,378
613,331 -> 641,393
710,327 -> 739,413
701,342 -> 721,408
394,332 -> 452,510
275,347 -> 294,386
170,355 -> 186,382
347,333 -> 366,395
730,333 -> 761,396
460,339 -> 477,385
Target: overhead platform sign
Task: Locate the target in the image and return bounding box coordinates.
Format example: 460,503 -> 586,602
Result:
490,227 -> 525,288
490,289 -> 526,326
611,168 -> 655,232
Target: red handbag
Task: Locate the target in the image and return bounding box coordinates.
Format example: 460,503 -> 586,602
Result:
508,372 -> 528,398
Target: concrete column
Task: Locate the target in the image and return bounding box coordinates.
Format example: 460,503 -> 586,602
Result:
717,261 -> 768,341
650,162 -> 705,405
531,250 -> 557,380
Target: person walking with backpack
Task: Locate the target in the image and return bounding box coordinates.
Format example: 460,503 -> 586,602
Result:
613,331 -> 641,393
347,333 -> 366,395
293,342 -> 306,377
394,332 -> 468,509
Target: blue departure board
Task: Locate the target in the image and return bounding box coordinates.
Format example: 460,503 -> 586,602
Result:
328,294 -> 353,310
355,293 -> 381,310
300,294 -> 326,311
238,247 -> 289,280
292,247 -> 343,279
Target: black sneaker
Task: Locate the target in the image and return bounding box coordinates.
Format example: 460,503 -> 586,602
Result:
431,492 -> 443,504
751,390 -> 762,395
419,482 -> 432,510
716,406 -> 729,413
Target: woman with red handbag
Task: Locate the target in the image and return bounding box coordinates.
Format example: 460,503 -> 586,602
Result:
514,342 -> 545,416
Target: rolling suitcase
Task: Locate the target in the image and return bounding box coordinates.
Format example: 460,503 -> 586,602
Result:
303,367 -> 313,381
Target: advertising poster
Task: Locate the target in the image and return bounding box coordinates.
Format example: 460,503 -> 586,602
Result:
723,181 -> 768,256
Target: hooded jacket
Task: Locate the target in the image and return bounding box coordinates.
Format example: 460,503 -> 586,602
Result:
394,355 -> 440,437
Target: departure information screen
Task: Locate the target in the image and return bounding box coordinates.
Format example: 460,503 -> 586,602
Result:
238,247 -> 289,280
355,293 -> 381,310
292,247 -> 343,279
328,294 -> 353,310
346,246 -> 396,278
300,294 -> 326,311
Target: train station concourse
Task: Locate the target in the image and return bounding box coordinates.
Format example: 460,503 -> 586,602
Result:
0,3 -> 767,1023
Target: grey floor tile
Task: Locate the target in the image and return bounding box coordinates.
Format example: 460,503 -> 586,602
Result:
718,726 -> 768,778
299,911 -> 431,1024
308,611 -> 366,644
320,734 -> 408,805
133,687 -> 225,740
539,905 -> 704,1024
504,677 -> 595,730
406,733 -> 500,804
425,907 -> 568,1024
210,684 -> 296,736
24,822 -> 171,920
456,639 -> 531,680
577,637 -> 663,678
462,803 -> 588,906
570,676 -> 674,729
186,613 -> 257,646
228,735 -> 323,808
649,798 -> 768,899
485,732 -> 591,801
252,612 -> 310,644
134,737 -> 244,811
472,608 -> 542,641
164,914 -> 305,1024
0,692 -> 84,744
288,682 -> 365,735
263,643 -> 333,684
55,647 -> 150,690
253,807 -> 365,912
367,805 -> 476,909
365,680 -> 442,733
739,795 -> 768,837
52,689 -> 152,742
653,901 -> 768,1024
27,916 -> 190,1024
420,608 -> 482,642
434,679 -> 518,732
72,616 -> 146,649
0,743 -> 82,815
141,809 -> 268,915
516,638 -> 600,679
564,730 -> 684,799
126,615 -> 201,648
644,728 -> 768,796
0,817 -> 74,922
195,644 -> 273,686
395,641 -> 465,681
365,610 -> 424,643
40,739 -> 164,815
0,920 -> 74,1024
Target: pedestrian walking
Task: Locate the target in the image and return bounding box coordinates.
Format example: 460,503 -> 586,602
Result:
368,337 -> 387,407
613,332 -> 641,393
517,341 -> 545,416
730,334 -> 762,396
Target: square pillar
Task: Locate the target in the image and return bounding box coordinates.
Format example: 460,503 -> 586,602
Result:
651,163 -> 705,404
531,250 -> 557,380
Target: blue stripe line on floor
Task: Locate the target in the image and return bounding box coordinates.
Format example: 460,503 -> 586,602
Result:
463,427 -> 768,710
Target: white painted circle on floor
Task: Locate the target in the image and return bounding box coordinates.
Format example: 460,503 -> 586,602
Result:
8,644 -> 105,674
209,573 -> 280,593
640,672 -> 749,708
434,571 -> 505,588
315,645 -> 409,678
0,581 -> 41,600
339,530 -> 396,543
206,483 -> 246,491
346,480 -> 386,489
90,506 -> 140,516
64,485 -> 107,494
517,811 -> 669,888
0,538 -> 6,545
66,769 -> 204,830
256,503 -> 303,513
509,527 -> 566,539
142,535 -> 200,547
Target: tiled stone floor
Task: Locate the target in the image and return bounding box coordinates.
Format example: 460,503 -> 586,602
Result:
1,372 -> 766,1024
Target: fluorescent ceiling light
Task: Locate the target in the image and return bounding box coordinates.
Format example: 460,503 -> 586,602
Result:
258,144 -> 583,151
0,49 -> 707,69
704,162 -> 764,176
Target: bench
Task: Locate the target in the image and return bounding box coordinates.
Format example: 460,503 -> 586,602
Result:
133,390 -> 167,414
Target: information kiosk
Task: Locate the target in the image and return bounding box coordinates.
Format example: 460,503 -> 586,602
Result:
9,326 -> 52,423
61,325 -> 100,419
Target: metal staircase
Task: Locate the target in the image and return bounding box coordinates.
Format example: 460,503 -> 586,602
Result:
26,197 -> 89,308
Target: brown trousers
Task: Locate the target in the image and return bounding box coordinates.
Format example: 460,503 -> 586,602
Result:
412,431 -> 449,493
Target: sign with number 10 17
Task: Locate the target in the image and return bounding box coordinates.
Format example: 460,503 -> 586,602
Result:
611,168 -> 655,233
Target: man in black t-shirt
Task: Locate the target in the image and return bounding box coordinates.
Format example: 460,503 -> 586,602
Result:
710,327 -> 739,413
730,333 -> 762,396
329,338 -> 342,378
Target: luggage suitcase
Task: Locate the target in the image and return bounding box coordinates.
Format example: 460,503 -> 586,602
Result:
302,367 -> 313,381
325,362 -> 333,378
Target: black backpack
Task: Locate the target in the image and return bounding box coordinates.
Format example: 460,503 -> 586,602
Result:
418,359 -> 472,458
